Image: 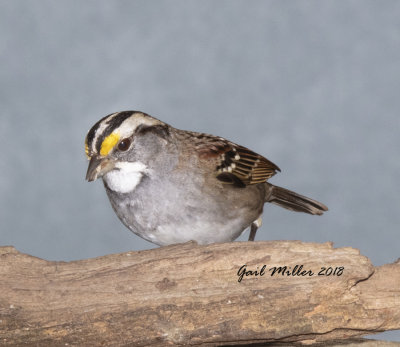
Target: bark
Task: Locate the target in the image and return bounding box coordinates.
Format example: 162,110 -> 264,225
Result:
0,241 -> 399,346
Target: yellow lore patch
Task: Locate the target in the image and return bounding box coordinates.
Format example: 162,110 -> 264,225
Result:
84,140 -> 90,158
100,132 -> 120,156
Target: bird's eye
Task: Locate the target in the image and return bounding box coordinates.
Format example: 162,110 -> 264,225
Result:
117,138 -> 131,151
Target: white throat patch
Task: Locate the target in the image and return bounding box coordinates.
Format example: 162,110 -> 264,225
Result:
103,162 -> 147,194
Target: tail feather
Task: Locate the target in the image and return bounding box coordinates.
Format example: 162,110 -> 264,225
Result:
267,184 -> 328,215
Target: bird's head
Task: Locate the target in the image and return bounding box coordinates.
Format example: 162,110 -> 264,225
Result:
85,111 -> 170,187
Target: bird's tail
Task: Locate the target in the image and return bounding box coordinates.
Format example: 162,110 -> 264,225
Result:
266,184 -> 328,215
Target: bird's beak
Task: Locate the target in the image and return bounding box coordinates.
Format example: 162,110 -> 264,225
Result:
86,156 -> 115,182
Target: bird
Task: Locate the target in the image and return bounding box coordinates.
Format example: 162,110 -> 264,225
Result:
85,111 -> 328,246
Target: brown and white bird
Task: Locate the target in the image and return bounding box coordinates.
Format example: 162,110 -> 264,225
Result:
85,111 -> 328,246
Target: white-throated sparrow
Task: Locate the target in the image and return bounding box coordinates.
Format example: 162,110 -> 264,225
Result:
85,111 -> 327,246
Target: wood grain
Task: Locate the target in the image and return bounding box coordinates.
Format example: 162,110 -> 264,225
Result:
0,241 -> 399,346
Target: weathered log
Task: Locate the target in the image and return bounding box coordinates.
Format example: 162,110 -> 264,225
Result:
0,241 -> 399,346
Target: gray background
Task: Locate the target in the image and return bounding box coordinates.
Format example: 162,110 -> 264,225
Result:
1,0 -> 399,341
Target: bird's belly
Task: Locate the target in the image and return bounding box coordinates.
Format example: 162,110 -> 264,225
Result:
148,217 -> 249,245
112,196 -> 252,245
104,175 -> 264,246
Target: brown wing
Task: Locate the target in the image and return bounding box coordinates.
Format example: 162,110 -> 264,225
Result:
193,132 -> 280,187
215,145 -> 281,186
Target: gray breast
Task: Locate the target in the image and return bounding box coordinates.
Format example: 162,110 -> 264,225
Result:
104,170 -> 266,245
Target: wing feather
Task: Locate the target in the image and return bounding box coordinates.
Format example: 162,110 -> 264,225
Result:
188,131 -> 281,187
